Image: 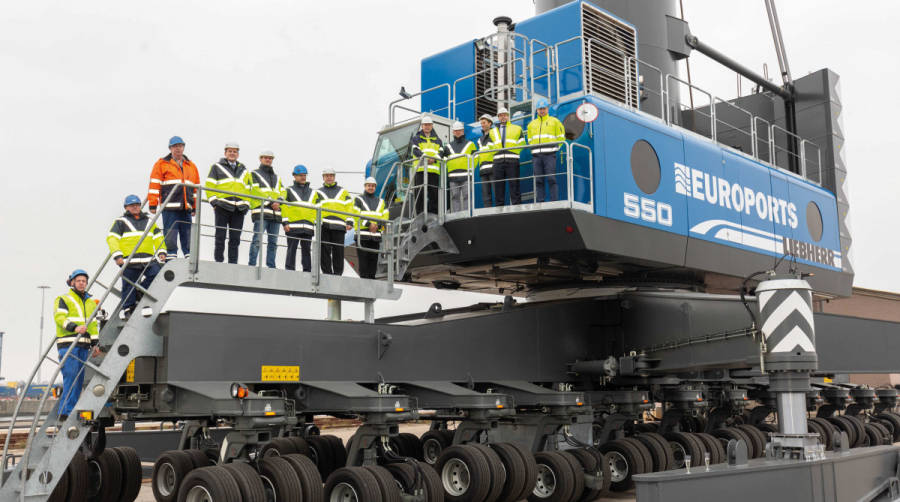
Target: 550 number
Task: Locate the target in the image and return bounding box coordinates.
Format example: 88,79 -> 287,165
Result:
624,193 -> 673,227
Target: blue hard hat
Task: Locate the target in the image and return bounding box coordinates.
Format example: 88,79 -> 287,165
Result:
536,98 -> 550,109
292,165 -> 308,175
67,269 -> 89,286
168,136 -> 185,147
123,194 -> 141,207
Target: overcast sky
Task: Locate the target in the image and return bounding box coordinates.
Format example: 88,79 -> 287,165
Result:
0,1 -> 897,383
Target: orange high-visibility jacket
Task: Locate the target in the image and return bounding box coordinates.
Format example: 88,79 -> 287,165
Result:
148,154 -> 200,212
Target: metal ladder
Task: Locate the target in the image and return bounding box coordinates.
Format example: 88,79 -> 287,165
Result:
0,197 -> 172,501
377,160 -> 458,281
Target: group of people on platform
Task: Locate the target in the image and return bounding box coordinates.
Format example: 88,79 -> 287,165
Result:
52,101 -> 566,419
408,98 -> 566,212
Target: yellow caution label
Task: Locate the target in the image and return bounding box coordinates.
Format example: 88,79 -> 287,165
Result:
261,365 -> 300,382
125,360 -> 136,383
823,377 -> 833,383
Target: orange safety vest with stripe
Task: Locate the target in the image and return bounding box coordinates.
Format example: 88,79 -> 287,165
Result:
148,154 -> 200,212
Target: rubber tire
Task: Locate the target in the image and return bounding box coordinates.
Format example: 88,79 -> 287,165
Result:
709,427 -> 753,458
845,416 -> 868,448
87,448 -> 123,502
291,453 -> 326,499
260,437 -> 298,458
152,450 -> 194,502
280,454 -> 325,502
184,449 -> 211,469
288,436 -> 312,455
365,465 -> 403,502
307,435 -> 336,479
176,465 -> 242,502
826,416 -> 857,448
864,423 -> 884,446
398,433 -> 424,461
876,413 -> 900,442
529,451 -> 576,502
567,448 -> 600,502
694,433 -> 725,465
66,451 -> 89,502
634,434 -> 668,472
384,461 -> 444,502
422,430 -> 453,465
436,445 -> 492,502
663,432 -> 703,470
638,433 -> 674,471
755,423 -> 778,433
556,451 -> 585,502
872,422 -> 893,445
469,444 -> 506,502
734,425 -> 766,458
597,440 -> 642,492
325,467 -> 383,502
502,442 -> 538,502
259,456 -> 303,502
807,420 -> 828,449
324,435 -> 349,470
222,462 -> 267,502
726,427 -> 756,458
810,417 -> 837,450
111,446 -> 142,502
620,438 -> 652,475
48,467 -> 69,502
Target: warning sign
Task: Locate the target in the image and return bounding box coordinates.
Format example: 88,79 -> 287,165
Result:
125,360 -> 136,383
261,365 -> 300,382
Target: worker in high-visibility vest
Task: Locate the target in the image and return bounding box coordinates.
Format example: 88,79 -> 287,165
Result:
354,177 -> 390,279
317,167 -> 355,275
489,107 -> 525,205
53,269 -> 100,420
147,136 -> 200,260
248,150 -> 285,268
282,165 -> 321,272
106,194 -> 166,317
476,114 -> 495,208
441,121 -> 477,213
409,115 -> 444,214
205,141 -> 251,264
527,98 -> 567,202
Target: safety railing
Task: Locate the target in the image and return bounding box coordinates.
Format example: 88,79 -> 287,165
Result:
389,83 -> 451,126
385,28 -> 825,188
1,187 -> 182,497
394,141 -> 593,229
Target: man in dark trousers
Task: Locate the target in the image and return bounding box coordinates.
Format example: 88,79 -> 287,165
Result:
317,167 -> 354,275
489,107 -> 525,206
282,165 -> 321,272
408,115 -> 443,214
204,141 -> 251,263
106,195 -> 166,317
354,177 -> 389,279
476,114 -> 495,208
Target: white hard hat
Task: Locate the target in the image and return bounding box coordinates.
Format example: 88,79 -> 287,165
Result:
322,167 -> 336,175
497,107 -> 510,115
224,141 -> 240,150
451,121 -> 465,131
479,114 -> 494,123
421,115 -> 434,125
364,176 -> 377,185
259,150 -> 274,158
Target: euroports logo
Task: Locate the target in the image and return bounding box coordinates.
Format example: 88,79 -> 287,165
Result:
674,162 -> 798,229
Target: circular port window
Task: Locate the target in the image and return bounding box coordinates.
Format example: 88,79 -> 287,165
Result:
562,112 -> 584,140
806,201 -> 823,242
630,140 -> 661,194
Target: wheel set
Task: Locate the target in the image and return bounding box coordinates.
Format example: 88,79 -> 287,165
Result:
47,446 -> 143,502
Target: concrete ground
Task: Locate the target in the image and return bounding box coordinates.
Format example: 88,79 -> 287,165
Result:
133,424 -> 637,502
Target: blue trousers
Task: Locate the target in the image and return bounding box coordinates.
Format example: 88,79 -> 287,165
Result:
58,346 -> 89,417
533,153 -> 559,202
249,218 -> 280,268
121,262 -> 160,310
162,210 -> 192,258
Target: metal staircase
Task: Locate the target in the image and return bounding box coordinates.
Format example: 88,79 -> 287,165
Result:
378,160 -> 459,281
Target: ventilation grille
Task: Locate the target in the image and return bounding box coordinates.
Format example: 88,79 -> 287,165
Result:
581,3 -> 638,106
475,44 -> 498,119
